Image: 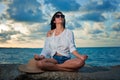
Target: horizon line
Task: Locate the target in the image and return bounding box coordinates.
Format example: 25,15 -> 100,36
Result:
0,46 -> 120,48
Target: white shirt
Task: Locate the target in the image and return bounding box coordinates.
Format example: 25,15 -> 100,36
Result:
40,29 -> 76,58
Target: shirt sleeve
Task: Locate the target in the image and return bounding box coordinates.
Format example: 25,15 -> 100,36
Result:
40,37 -> 51,57
68,31 -> 76,53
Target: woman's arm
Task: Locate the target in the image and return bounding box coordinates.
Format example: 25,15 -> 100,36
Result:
68,30 -> 88,61
34,30 -> 53,61
72,50 -> 88,61
39,30 -> 53,58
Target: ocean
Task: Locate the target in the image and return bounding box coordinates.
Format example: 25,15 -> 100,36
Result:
0,47 -> 120,66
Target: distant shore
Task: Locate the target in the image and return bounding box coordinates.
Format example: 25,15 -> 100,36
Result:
0,64 -> 120,80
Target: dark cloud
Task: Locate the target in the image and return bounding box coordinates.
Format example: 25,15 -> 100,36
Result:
45,0 -> 80,11
28,25 -> 50,39
90,29 -> 103,34
0,28 -> 34,43
114,13 -> 120,20
116,16 -> 120,19
18,24 -> 51,41
67,21 -> 82,30
7,0 -> 46,22
0,30 -> 20,43
89,32 -> 107,40
79,12 -> 106,22
81,0 -> 119,12
112,23 -> 120,32
27,33 -> 45,40
89,35 -> 100,40
67,24 -> 74,30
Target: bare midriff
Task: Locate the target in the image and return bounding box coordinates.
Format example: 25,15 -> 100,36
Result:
55,52 -> 63,56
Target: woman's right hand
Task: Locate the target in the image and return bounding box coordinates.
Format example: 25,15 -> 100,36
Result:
34,54 -> 39,60
34,54 -> 45,60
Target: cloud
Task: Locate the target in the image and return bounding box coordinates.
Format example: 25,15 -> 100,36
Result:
0,17 -> 50,44
80,22 -> 105,40
0,2 -> 9,24
79,12 -> 106,22
114,12 -> 120,19
44,0 -> 80,11
0,3 -> 6,14
0,0 -> 120,47
7,0 -> 46,22
80,0 -> 119,12
67,21 -> 82,30
0,24 -> 10,32
112,22 -> 120,32
0,30 -> 20,43
64,12 -> 84,30
90,23 -> 104,34
0,22 -> 32,43
13,23 -> 30,35
26,23 -> 50,40
0,24 -> 20,43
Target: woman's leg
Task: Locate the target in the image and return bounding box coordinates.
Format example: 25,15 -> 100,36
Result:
36,58 -> 76,71
36,58 -> 61,71
36,58 -> 85,71
57,58 -> 85,70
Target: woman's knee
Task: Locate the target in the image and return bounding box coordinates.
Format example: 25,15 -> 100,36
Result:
37,59 -> 53,69
36,61 -> 41,67
74,59 -> 85,68
36,60 -> 45,69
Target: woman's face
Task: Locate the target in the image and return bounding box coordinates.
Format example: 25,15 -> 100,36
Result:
54,13 -> 65,24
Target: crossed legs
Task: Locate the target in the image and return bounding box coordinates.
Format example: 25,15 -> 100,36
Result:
36,58 -> 85,71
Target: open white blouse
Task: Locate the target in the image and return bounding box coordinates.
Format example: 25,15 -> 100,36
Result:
40,29 -> 76,58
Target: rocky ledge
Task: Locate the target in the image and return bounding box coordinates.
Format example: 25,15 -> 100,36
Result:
0,64 -> 120,80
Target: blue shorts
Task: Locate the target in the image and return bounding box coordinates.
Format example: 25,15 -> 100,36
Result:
53,55 -> 71,64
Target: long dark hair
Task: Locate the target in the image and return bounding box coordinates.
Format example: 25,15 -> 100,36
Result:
50,11 -> 66,30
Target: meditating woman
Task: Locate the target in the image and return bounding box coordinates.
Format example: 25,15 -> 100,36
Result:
34,11 -> 88,71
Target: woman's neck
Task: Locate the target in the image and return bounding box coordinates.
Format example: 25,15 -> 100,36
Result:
55,24 -> 64,32
55,24 -> 64,35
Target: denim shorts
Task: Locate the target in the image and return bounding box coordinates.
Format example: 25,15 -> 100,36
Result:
53,55 -> 71,64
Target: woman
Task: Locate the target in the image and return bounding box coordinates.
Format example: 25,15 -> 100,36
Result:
34,11 -> 88,71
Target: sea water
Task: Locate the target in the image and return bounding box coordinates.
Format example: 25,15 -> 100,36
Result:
0,47 -> 120,66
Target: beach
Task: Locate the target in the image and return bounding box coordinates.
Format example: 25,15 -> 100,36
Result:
0,64 -> 120,80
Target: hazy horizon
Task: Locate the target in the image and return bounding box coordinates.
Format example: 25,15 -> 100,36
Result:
0,46 -> 120,48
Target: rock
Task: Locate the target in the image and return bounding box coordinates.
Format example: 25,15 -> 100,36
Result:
15,72 -> 90,80
0,64 -> 120,80
0,64 -> 90,80
0,64 -> 20,80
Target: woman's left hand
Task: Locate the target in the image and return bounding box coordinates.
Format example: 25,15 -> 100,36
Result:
81,55 -> 88,61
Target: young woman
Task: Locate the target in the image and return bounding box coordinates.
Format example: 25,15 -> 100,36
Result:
34,11 -> 88,71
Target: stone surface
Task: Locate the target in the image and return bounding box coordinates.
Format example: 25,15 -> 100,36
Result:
15,72 -> 90,80
0,64 -> 120,80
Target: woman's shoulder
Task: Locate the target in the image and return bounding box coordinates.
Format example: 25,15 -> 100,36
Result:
65,29 -> 73,34
64,29 -> 74,38
46,29 -> 55,37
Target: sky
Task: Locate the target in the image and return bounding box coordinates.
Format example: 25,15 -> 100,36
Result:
0,0 -> 120,48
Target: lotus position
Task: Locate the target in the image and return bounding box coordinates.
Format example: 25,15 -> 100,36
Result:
34,11 -> 88,71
